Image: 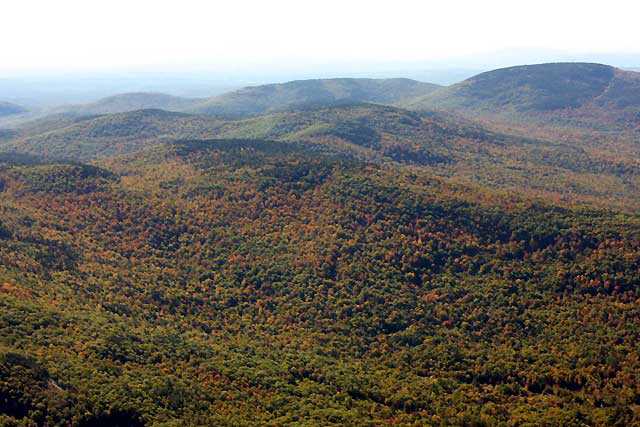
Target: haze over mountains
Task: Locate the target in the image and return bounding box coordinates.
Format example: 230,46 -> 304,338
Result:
6,63 -> 640,125
43,78 -> 441,119
189,78 -> 441,116
9,63 -> 639,130
56,92 -> 206,116
0,101 -> 26,117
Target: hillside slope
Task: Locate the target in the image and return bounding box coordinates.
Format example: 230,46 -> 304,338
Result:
3,103 -> 638,207
0,109 -> 224,160
56,92 -> 204,115
0,140 -> 640,426
404,62 -> 640,129
190,78 -> 441,116
202,103 -> 640,208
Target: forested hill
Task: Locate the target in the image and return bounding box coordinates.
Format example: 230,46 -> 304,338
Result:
202,103 -> 640,208
1,139 -> 640,425
42,78 -> 441,119
0,109 -> 224,160
3,103 -> 638,208
189,78 -> 441,116
404,62 -> 640,129
56,92 -> 204,115
2,61 -> 640,426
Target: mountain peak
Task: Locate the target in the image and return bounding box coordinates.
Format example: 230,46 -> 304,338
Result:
403,62 -> 640,129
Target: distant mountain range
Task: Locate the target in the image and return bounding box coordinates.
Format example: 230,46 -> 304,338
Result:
50,78 -> 441,118
189,78 -> 441,116
2,62 -> 638,205
41,64 -> 640,131
56,92 -> 206,115
0,101 -> 26,117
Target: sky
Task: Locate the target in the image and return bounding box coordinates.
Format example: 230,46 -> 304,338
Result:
3,0 -> 640,76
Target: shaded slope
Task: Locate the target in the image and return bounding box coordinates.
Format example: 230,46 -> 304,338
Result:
1,163 -> 117,195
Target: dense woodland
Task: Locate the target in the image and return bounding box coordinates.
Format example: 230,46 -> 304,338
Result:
1,63 -> 640,426
1,103 -> 637,210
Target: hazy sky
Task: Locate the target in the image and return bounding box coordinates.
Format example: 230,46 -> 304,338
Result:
3,0 -> 640,75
